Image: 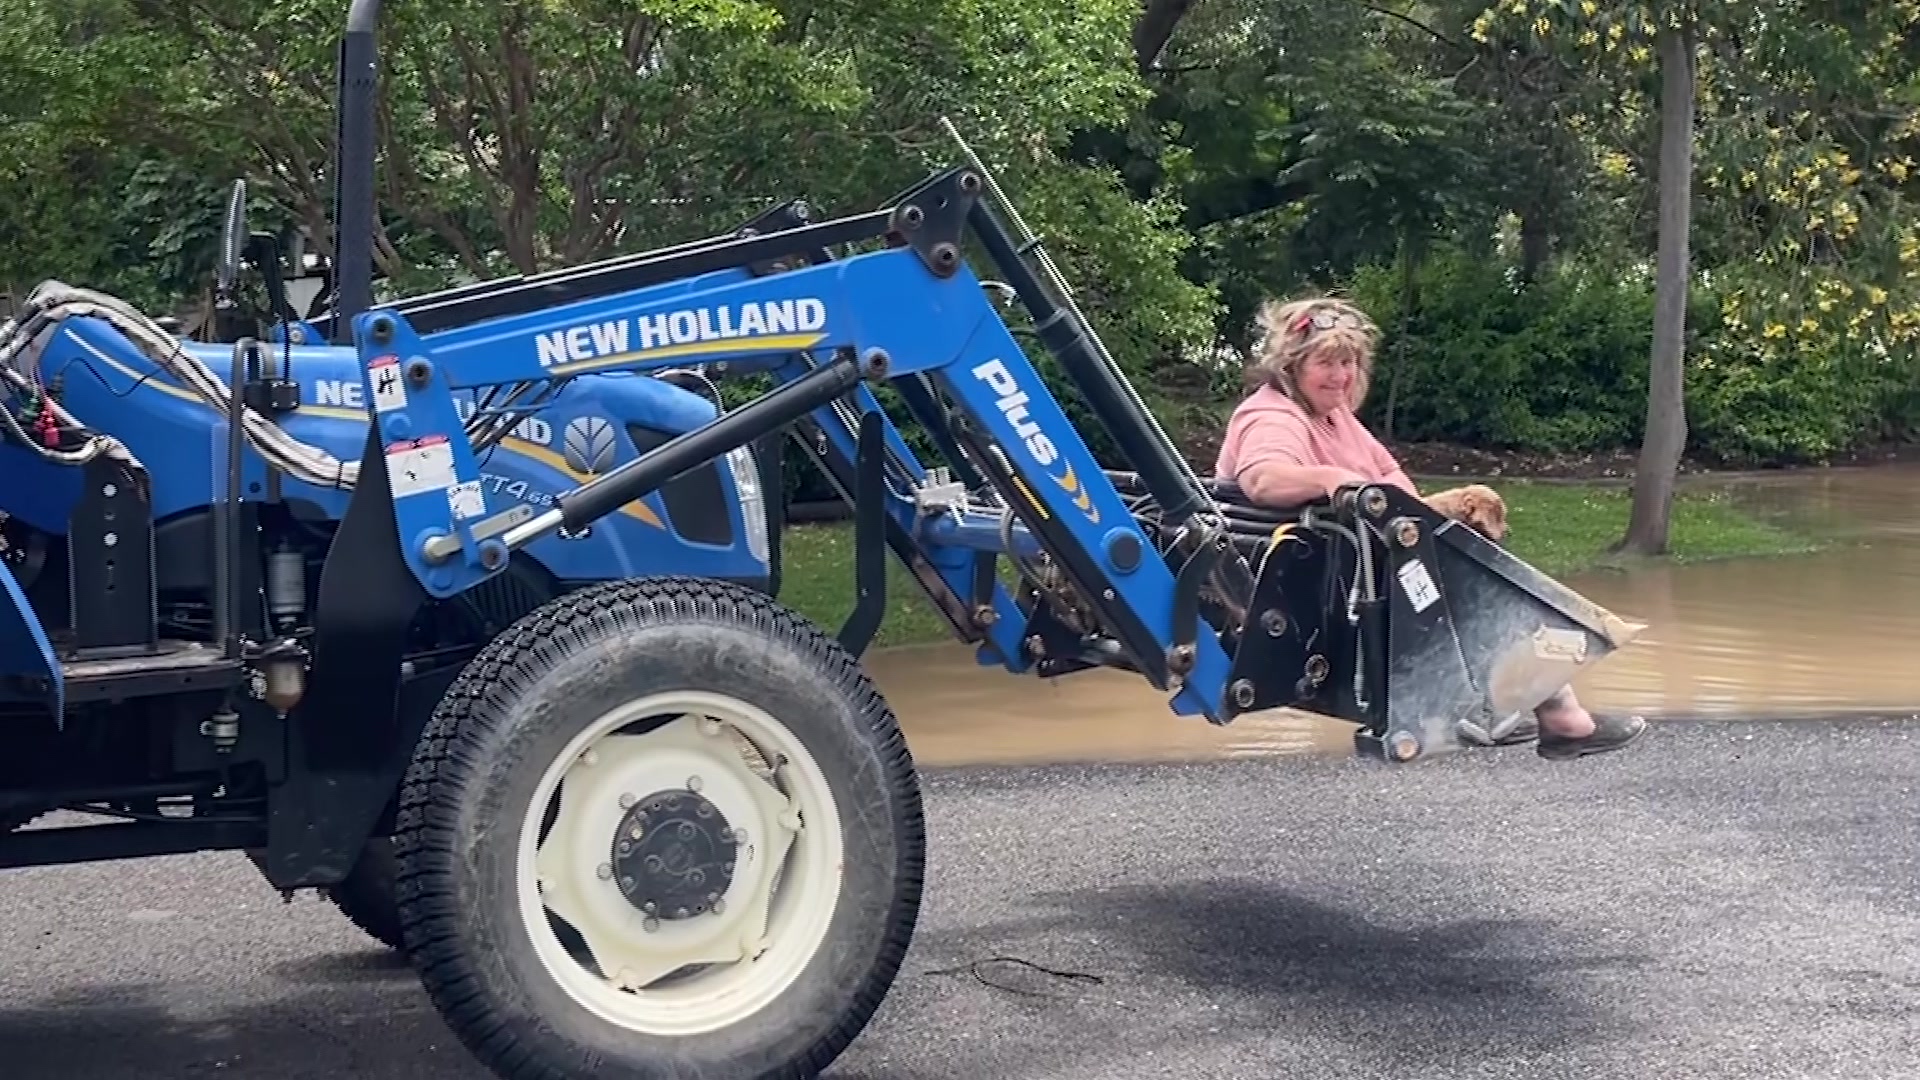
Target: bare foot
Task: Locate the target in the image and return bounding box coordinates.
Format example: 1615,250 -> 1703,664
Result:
1533,692 -> 1596,739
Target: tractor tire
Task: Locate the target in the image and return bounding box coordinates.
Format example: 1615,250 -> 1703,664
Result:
325,838 -> 405,951
390,576 -> 925,1080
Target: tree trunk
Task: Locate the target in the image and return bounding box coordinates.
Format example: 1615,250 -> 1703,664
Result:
1617,19 -> 1695,557
1133,0 -> 1201,74
1519,211 -> 1550,284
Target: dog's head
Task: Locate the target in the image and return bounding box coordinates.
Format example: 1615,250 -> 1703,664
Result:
1457,484 -> 1509,542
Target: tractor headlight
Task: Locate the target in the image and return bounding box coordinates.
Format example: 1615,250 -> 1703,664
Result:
725,444 -> 770,565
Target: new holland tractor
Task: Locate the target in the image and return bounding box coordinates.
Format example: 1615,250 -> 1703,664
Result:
0,1 -> 1648,1077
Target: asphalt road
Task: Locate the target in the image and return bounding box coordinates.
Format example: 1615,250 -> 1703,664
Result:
3,715 -> 1918,1079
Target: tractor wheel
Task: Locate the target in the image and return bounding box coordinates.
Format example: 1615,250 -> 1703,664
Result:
325,838 -> 405,951
390,576 -> 925,1080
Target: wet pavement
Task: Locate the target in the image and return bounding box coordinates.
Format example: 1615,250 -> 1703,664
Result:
870,464 -> 1920,768
3,716 -> 1917,1080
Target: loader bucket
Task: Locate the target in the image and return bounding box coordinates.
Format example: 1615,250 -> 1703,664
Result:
1204,480 -> 1645,762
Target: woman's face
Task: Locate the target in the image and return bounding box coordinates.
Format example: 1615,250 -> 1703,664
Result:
1296,348 -> 1357,415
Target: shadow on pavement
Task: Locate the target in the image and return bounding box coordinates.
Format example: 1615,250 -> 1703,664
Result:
0,956 -> 471,1080
833,878 -> 1650,1079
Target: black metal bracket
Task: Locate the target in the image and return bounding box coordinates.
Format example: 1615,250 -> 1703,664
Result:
1221,530 -> 1325,721
65,455 -> 159,660
787,410 -> 982,645
1351,522 -> 1480,763
1017,598 -> 1100,678
837,409 -> 888,656
888,168 -> 983,279
1168,527 -> 1230,676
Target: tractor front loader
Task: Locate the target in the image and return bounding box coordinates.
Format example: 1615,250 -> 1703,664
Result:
0,2 -> 1647,1078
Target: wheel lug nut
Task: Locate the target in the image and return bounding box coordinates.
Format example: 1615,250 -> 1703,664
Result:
645,855 -> 663,872
711,898 -> 726,915
643,901 -> 657,914
620,875 -> 635,892
619,793 -> 636,809
618,840 -> 633,856
677,822 -> 695,840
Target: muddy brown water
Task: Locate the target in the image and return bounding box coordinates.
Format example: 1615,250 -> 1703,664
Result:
865,465 -> 1920,767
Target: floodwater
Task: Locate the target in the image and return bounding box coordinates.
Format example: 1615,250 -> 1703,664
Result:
1569,464 -> 1920,719
866,464 -> 1920,768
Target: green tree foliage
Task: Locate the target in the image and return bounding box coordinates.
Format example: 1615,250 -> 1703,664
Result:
2,0 -> 1915,500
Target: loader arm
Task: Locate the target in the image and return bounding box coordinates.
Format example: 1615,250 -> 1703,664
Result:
312,163 -> 1642,759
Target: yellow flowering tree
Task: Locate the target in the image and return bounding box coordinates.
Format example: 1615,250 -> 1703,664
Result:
1470,0 -> 1920,552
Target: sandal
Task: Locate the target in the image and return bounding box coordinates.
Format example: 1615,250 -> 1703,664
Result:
1536,713 -> 1649,761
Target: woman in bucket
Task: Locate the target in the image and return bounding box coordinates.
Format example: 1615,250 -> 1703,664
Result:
1213,294 -> 1648,761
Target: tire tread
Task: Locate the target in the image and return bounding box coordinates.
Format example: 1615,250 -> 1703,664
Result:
393,575 -> 923,1080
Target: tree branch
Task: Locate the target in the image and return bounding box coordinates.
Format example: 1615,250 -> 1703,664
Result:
1348,1 -> 1465,53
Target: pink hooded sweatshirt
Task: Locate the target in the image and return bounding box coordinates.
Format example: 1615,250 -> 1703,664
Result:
1213,385 -> 1416,497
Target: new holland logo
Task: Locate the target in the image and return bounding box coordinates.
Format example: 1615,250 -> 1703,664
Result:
535,297 -> 830,374
970,358 -> 1099,524
562,415 -> 617,475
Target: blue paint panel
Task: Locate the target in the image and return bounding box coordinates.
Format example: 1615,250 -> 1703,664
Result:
0,559 -> 61,718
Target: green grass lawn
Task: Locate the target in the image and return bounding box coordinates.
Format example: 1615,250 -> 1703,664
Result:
1492,480 -> 1823,577
774,480 -> 1822,650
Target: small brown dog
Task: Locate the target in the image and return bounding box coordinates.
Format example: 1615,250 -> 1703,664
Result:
1422,483 -> 1509,542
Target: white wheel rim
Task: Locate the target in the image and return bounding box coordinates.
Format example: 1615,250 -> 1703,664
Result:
515,689 -> 845,1036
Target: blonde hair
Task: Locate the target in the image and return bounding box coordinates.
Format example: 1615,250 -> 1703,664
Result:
1244,295 -> 1380,414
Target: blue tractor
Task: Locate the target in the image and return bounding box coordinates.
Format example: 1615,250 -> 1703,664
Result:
4,194 -> 789,954
0,1 -> 1649,1077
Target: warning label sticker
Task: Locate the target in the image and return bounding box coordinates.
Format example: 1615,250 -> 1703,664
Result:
447,479 -> 486,520
369,355 -> 408,413
385,435 -> 456,499
1397,558 -> 1440,613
